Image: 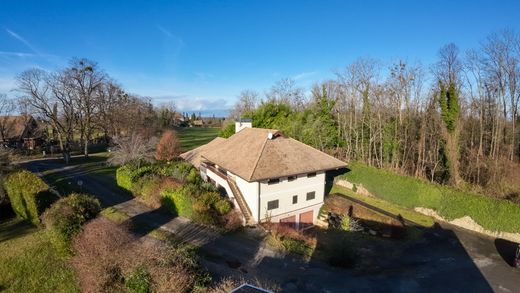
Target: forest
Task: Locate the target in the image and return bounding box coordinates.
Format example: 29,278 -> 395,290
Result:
223,30 -> 520,202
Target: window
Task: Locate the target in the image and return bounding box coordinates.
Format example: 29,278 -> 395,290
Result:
292,195 -> 298,204
288,176 -> 297,182
306,191 -> 316,201
267,178 -> 280,185
307,172 -> 316,178
267,200 -> 279,210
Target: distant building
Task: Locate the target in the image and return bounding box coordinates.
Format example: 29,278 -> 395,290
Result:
181,120 -> 346,229
0,115 -> 43,149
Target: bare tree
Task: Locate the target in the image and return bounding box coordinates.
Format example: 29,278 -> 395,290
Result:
230,89 -> 259,118
17,69 -> 74,163
266,78 -> 306,111
107,133 -> 158,167
0,94 -> 15,141
66,58 -> 106,157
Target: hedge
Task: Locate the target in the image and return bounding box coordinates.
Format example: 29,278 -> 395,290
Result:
116,165 -> 156,192
343,162 -> 520,233
42,193 -> 101,254
160,186 -> 194,218
3,170 -> 56,225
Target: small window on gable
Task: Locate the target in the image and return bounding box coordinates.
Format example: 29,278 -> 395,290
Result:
292,195 -> 298,204
267,178 -> 280,185
306,191 -> 316,201
267,200 -> 279,210
288,176 -> 297,182
307,172 -> 317,178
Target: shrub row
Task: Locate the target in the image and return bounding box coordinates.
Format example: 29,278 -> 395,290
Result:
116,161 -> 199,194
160,184 -> 237,229
343,162 -> 520,233
3,170 -> 57,225
42,193 -> 101,254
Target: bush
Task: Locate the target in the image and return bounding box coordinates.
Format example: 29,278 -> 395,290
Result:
344,162 -> 520,233
160,187 -> 194,218
116,164 -> 156,192
126,267 -> 152,293
3,170 -> 56,225
214,200 -> 232,215
155,130 -> 181,161
72,218 -> 210,293
42,193 -> 101,253
268,225 -> 316,258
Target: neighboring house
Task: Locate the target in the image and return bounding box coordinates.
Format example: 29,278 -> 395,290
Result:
181,120 -> 346,229
0,115 -> 42,150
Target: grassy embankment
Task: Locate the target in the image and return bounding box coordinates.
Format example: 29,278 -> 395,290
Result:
337,162 -> 520,233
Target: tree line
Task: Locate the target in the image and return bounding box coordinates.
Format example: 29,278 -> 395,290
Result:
0,58 -> 181,163
227,30 -> 520,199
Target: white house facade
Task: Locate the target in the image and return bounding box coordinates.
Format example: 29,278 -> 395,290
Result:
180,121 -> 346,229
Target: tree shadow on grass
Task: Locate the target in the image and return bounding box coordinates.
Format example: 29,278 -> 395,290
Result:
0,219 -> 37,243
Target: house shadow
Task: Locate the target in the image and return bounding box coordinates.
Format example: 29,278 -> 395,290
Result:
494,238 -> 518,267
122,206 -> 176,237
306,221 -> 495,292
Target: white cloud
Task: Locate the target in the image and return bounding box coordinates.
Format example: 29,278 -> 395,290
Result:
152,95 -> 231,112
5,28 -> 40,55
0,51 -> 35,58
292,71 -> 317,80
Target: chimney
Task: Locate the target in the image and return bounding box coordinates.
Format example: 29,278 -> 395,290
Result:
235,118 -> 252,133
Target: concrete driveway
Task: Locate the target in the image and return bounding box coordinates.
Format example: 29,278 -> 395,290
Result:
22,157 -> 520,292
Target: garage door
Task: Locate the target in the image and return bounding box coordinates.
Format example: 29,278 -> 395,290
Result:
299,211 -> 314,229
280,215 -> 296,229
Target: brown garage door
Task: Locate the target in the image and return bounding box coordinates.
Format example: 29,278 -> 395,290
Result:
299,211 -> 314,229
280,215 -> 296,229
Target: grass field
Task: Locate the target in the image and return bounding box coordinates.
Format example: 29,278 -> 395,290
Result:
175,127 -> 220,151
342,162 -> 520,233
0,218 -> 79,292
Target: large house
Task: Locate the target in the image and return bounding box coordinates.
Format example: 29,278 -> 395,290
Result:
0,115 -> 42,150
181,120 -> 346,229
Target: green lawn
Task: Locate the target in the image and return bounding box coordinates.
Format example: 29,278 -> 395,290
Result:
0,218 -> 79,292
342,162 -> 520,233
174,127 -> 220,151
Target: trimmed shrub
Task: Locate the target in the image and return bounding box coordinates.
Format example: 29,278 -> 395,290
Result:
42,193 -> 101,253
160,187 -> 194,218
3,170 -> 56,225
116,165 -> 156,192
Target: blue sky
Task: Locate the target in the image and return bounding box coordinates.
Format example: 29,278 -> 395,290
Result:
1,0 -> 519,115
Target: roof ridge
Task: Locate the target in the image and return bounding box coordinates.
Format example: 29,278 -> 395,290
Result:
287,137 -> 345,163
247,135 -> 269,181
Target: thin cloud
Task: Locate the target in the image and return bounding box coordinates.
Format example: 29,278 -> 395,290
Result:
292,71 -> 317,80
4,28 -> 40,55
0,51 -> 35,58
156,25 -> 173,38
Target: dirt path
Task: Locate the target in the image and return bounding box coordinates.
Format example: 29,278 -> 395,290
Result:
22,158 -> 520,292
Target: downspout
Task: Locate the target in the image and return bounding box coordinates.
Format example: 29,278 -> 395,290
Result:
257,182 -> 261,223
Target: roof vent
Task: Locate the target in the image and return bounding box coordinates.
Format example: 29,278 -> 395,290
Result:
267,132 -> 273,140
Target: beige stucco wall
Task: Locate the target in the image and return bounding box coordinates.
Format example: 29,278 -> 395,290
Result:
258,171 -> 325,222
234,174 -> 260,222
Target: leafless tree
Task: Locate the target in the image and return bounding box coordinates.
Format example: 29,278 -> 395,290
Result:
230,89 -> 259,118
0,94 -> 15,141
107,133 -> 158,167
265,78 -> 306,111
66,58 -> 107,157
17,69 -> 74,163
